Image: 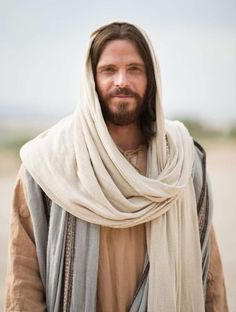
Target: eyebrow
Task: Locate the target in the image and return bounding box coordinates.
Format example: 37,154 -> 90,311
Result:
127,63 -> 145,68
97,64 -> 116,70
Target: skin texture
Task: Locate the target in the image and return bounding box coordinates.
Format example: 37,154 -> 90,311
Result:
96,39 -> 148,151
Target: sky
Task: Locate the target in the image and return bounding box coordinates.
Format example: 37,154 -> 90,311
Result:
1,0 -> 236,125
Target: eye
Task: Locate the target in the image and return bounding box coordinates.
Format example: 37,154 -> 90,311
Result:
102,66 -> 115,73
128,66 -> 143,73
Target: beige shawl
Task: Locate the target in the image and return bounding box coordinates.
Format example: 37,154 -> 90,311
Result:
20,22 -> 204,311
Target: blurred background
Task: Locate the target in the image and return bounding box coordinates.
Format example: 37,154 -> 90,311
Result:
0,0 -> 235,310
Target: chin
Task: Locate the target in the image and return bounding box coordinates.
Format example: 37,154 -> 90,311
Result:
110,100 -> 137,112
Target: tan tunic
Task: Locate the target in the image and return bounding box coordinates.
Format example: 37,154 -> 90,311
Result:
97,224 -> 146,312
97,146 -> 147,312
5,146 -> 228,311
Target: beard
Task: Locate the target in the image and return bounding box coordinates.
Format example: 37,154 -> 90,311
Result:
98,87 -> 145,126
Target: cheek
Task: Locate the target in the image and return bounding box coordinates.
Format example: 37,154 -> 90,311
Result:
139,78 -> 147,96
96,77 -> 112,95
95,81 -> 104,98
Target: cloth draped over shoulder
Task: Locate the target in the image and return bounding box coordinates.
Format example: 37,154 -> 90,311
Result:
20,22 -> 209,311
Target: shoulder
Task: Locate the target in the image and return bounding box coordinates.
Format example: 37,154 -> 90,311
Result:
17,164 -> 52,221
12,164 -> 31,218
193,140 -> 206,162
192,141 -> 209,211
192,140 -> 207,180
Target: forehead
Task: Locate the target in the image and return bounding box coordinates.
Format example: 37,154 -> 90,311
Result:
97,39 -> 144,66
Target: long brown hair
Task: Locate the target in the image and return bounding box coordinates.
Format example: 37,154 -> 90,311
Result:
89,22 -> 157,141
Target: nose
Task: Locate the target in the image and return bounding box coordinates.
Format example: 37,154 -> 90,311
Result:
114,69 -> 129,88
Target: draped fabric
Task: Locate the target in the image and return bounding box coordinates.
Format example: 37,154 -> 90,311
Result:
20,22 -> 205,311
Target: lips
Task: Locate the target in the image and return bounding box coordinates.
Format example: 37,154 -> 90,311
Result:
112,95 -> 133,98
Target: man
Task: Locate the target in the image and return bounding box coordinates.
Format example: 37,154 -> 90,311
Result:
5,22 -> 228,311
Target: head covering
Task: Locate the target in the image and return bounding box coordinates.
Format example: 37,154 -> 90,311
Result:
20,21 -> 204,311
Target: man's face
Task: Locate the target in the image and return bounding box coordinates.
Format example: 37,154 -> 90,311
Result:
95,39 -> 147,126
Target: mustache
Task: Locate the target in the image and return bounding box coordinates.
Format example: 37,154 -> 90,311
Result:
109,87 -> 137,97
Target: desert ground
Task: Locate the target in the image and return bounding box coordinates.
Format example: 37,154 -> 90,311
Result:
0,140 -> 235,310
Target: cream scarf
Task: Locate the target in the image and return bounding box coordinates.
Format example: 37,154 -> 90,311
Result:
20,23 -> 204,311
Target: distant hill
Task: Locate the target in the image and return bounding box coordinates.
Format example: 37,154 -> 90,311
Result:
0,102 -> 72,123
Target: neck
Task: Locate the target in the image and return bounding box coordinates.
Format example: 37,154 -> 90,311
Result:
106,121 -> 146,151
